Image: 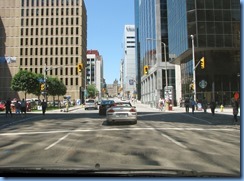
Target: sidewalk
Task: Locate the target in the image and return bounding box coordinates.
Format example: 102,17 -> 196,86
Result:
134,101 -> 239,116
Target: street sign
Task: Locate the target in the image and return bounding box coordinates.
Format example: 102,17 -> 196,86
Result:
129,79 -> 134,85
38,78 -> 44,83
199,80 -> 207,89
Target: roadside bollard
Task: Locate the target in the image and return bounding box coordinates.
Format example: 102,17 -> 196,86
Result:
220,104 -> 224,112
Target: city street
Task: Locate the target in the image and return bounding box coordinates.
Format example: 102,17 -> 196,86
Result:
0,102 -> 240,176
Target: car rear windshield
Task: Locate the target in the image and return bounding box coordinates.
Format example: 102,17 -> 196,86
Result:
101,100 -> 114,105
86,100 -> 95,103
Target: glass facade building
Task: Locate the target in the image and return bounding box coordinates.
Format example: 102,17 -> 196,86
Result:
168,0 -> 240,105
135,0 -> 175,105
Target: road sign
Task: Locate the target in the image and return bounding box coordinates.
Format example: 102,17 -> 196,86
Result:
199,80 -> 207,89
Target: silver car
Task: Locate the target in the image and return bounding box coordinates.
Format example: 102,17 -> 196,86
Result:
106,101 -> 137,124
84,99 -> 98,110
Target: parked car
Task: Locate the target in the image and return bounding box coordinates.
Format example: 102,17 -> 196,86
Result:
84,99 -> 98,110
99,100 -> 115,115
106,101 -> 137,124
0,100 -> 5,111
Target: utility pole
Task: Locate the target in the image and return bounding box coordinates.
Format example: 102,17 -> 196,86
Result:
191,35 -> 196,101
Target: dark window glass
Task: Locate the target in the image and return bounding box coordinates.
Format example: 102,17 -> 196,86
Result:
196,0 -> 205,9
206,10 -> 214,21
224,22 -> 231,34
231,10 -> 240,21
206,22 -> 215,34
231,0 -> 240,9
215,22 -> 224,34
223,10 -> 231,21
198,35 -> 207,47
214,0 -> 223,9
205,0 -> 214,9
198,22 -> 206,34
223,0 -> 231,9
207,35 -> 215,47
187,10 -> 196,22
224,35 -> 232,46
197,10 -> 205,21
214,10 -> 223,21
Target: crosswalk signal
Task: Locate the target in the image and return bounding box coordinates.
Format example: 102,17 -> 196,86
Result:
40,84 -> 45,91
144,65 -> 149,75
200,57 -> 205,69
77,63 -> 83,72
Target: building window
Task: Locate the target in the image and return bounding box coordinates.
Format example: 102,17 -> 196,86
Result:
70,78 -> 73,86
70,67 -> 73,75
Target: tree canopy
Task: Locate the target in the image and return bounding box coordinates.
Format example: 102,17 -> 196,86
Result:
11,70 -> 39,99
11,69 -> 67,99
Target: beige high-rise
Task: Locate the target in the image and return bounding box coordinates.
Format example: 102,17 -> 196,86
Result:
0,0 -> 87,101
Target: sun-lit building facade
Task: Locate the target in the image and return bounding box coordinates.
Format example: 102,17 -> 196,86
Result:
0,0 -> 87,100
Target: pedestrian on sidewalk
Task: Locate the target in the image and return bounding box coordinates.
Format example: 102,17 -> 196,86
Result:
158,97 -> 164,111
202,97 -> 208,113
232,99 -> 239,123
210,100 -> 216,116
20,98 -> 26,117
190,99 -> 196,114
15,100 -> 21,116
184,97 -> 190,113
41,99 -> 47,115
65,101 -> 69,112
5,98 -> 12,117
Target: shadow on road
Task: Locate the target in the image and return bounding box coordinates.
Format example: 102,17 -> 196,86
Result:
0,110 -> 240,131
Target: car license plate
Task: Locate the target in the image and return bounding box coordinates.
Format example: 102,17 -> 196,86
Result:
116,113 -> 127,117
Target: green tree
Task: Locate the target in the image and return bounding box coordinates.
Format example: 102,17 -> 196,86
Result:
47,77 -> 66,101
86,84 -> 98,98
11,70 -> 39,99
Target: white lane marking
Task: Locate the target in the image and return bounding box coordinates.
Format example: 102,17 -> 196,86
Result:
0,127 -> 237,136
161,133 -> 187,149
44,133 -> 70,150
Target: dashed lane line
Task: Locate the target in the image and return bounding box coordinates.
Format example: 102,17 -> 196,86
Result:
161,133 -> 187,149
44,133 -> 70,150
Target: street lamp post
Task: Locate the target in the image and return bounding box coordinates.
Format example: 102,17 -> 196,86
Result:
146,38 -> 168,95
191,35 -> 196,101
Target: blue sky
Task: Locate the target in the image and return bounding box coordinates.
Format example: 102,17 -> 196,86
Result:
84,0 -> 135,84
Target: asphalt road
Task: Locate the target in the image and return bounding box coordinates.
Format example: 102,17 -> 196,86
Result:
0,103 -> 240,176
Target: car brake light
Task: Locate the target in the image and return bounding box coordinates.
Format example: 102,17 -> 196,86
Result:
130,108 -> 136,112
107,109 -> 114,113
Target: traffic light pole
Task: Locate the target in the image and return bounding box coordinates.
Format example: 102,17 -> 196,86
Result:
44,63 -> 47,101
43,64 -> 63,100
191,35 -> 196,102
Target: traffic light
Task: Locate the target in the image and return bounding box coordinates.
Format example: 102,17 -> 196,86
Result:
200,57 -> 205,69
77,63 -> 83,72
189,83 -> 194,91
40,84 -> 45,91
144,65 -> 149,75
